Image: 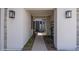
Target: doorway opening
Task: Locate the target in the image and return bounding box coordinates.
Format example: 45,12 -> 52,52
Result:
23,8 -> 56,51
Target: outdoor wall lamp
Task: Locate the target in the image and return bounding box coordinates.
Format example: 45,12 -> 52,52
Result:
65,10 -> 72,18
9,10 -> 15,18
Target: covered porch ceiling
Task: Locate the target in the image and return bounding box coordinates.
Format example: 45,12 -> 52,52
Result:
25,8 -> 54,10
25,8 -> 54,16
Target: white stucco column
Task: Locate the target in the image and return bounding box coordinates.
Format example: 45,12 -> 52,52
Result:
54,8 -> 77,50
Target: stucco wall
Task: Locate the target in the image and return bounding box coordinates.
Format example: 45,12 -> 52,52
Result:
22,10 -> 33,46
0,8 -> 1,50
77,9 -> 79,46
54,9 -> 57,48
0,8 -> 77,51
0,9 -> 5,50
56,8 -> 77,50
7,8 -> 32,50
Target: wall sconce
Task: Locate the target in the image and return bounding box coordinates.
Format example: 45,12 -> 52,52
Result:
65,10 -> 72,18
9,10 -> 15,18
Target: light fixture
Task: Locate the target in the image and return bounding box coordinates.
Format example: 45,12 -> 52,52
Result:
65,10 -> 72,18
9,10 -> 15,18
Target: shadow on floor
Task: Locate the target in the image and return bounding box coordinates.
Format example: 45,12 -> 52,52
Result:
43,36 -> 56,51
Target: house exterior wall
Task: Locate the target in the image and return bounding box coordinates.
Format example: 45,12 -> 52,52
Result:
55,8 -> 77,50
0,8 -> 1,50
22,10 -> 33,46
0,9 -> 5,50
54,8 -> 57,48
0,8 -> 77,51
77,9 -> 79,47
6,8 -> 32,50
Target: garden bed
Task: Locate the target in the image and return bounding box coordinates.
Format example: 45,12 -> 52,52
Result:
43,36 -> 56,51
22,34 -> 36,51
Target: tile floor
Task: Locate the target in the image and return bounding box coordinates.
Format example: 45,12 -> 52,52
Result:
32,35 -> 47,51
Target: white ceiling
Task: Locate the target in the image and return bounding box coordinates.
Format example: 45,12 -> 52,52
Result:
25,8 -> 54,16
25,8 -> 54,10
29,10 -> 53,16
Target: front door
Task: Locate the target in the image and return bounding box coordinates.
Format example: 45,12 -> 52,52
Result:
34,20 -> 45,32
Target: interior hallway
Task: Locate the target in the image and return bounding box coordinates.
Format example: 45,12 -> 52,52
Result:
32,35 -> 47,51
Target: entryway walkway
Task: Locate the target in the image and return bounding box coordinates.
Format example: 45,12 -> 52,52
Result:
32,35 -> 47,51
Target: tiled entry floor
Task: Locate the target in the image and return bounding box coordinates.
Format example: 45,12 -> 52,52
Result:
32,35 -> 47,51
